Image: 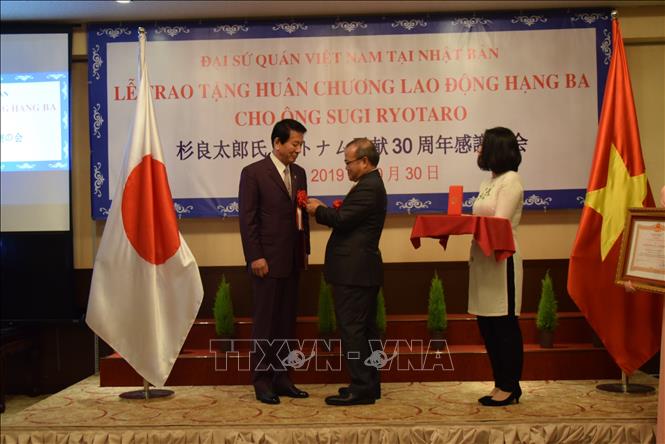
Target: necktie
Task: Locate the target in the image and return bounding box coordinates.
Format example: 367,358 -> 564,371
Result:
284,166 -> 292,199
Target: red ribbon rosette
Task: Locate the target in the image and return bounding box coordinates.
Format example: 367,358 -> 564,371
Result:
297,190 -> 308,208
332,199 -> 343,210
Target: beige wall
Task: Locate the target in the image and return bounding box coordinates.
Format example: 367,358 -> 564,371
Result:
71,6 -> 665,269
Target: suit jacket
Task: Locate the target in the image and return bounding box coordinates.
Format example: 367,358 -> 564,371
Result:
315,169 -> 387,287
239,156 -> 310,278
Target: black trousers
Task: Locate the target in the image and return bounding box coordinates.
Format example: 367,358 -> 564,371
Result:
250,273 -> 299,392
476,256 -> 523,393
333,284 -> 380,397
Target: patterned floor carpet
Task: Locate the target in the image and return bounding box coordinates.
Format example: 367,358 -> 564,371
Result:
1,374 -> 658,443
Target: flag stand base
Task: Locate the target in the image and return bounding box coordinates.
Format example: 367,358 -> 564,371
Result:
119,389 -> 174,399
119,379 -> 174,400
596,372 -> 655,394
596,383 -> 654,394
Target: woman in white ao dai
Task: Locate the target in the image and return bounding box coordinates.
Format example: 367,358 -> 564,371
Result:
468,171 -> 524,316
470,127 -> 524,407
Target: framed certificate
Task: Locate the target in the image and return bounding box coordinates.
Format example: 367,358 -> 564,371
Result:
616,208 -> 665,293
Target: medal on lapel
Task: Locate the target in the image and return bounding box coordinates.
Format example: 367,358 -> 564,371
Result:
296,189 -> 307,231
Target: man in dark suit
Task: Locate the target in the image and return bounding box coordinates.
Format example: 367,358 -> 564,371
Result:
306,138 -> 387,406
238,119 -> 310,405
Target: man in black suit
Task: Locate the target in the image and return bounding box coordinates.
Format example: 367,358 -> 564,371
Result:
239,119 -> 310,405
306,138 -> 387,406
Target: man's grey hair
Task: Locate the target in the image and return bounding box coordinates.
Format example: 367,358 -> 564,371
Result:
347,137 -> 380,166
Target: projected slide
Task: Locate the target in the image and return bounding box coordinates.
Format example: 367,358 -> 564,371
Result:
1,71 -> 68,172
1,32 -> 70,232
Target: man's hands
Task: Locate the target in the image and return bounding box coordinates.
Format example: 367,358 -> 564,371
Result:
306,198 -> 325,215
623,280 -> 636,293
251,258 -> 269,277
252,197 -> 325,276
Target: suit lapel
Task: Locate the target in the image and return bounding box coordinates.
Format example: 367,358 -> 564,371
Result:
264,157 -> 291,199
346,170 -> 373,197
290,167 -> 301,202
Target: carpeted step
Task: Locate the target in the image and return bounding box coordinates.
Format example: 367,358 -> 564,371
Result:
100,341 -> 619,387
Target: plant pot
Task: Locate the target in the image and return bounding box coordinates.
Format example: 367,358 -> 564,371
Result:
538,330 -> 554,348
430,329 -> 446,351
217,335 -> 234,353
318,335 -> 335,352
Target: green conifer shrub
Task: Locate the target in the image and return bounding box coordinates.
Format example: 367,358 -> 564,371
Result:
427,271 -> 447,332
536,270 -> 558,332
213,275 -> 235,337
317,274 -> 336,335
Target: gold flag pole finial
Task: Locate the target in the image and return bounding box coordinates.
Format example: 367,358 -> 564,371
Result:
611,10 -> 618,20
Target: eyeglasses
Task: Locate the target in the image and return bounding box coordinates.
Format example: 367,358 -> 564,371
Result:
344,156 -> 366,166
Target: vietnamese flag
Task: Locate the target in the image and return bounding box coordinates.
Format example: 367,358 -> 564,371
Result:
568,18 -> 661,375
86,29 -> 203,387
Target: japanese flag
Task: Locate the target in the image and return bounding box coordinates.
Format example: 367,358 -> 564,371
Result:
86,29 -> 203,387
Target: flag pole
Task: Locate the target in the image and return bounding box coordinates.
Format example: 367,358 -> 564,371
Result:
592,9 -> 656,397
115,27 -> 175,401
597,371 -> 655,394
119,378 -> 174,400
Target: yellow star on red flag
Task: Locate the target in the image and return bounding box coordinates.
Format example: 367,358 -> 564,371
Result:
584,144 -> 647,260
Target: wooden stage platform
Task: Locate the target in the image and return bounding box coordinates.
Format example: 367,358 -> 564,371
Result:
0,374 -> 658,443
100,313 -> 621,386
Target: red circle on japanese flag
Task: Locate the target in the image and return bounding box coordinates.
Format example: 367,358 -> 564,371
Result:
122,155 -> 180,265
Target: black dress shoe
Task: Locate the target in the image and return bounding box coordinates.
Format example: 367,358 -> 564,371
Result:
275,386 -> 309,398
479,388 -> 521,407
255,391 -> 280,405
325,392 -> 375,406
477,395 -> 492,403
338,386 -> 381,400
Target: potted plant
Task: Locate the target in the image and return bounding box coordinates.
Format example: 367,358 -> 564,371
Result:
213,274 -> 235,352
427,271 -> 447,351
376,287 -> 387,340
536,270 -> 558,348
317,274 -> 336,352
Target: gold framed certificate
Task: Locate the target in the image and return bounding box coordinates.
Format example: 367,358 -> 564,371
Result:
616,208 -> 665,293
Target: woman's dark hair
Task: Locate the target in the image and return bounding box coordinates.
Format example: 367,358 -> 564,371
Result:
477,127 -> 521,174
271,119 -> 307,146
